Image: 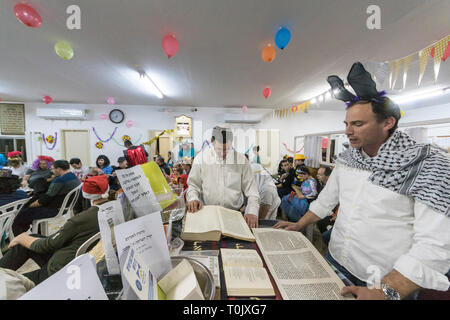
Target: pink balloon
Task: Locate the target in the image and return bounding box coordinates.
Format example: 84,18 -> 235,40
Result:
43,96 -> 53,104
126,120 -> 134,128
242,105 -> 248,113
107,97 -> 115,105
162,34 -> 179,59
14,3 -> 42,28
263,87 -> 271,99
100,114 -> 108,120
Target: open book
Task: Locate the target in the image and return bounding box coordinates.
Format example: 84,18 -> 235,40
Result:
158,259 -> 204,300
252,228 -> 354,300
221,248 -> 275,297
181,205 -> 255,242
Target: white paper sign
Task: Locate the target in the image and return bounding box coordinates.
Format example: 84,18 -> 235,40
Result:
122,246 -> 156,300
97,200 -> 125,275
116,166 -> 162,217
20,254 -> 108,300
114,213 -> 171,281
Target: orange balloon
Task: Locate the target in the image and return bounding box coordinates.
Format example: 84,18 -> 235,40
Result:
262,44 -> 276,63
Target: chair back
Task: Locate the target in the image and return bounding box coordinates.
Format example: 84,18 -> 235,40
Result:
0,198 -> 30,241
75,232 -> 101,258
57,184 -> 82,218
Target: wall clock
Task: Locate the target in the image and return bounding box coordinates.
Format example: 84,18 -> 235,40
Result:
109,109 -> 125,124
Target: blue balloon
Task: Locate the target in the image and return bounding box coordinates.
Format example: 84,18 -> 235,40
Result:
275,27 -> 291,50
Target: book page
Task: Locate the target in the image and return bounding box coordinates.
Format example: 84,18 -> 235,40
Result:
183,205 -> 221,234
158,259 -> 204,300
252,228 -> 354,300
217,207 -> 255,241
223,266 -> 275,297
220,249 -> 263,268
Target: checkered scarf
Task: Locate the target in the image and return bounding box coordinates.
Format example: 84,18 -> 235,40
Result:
338,130 -> 450,216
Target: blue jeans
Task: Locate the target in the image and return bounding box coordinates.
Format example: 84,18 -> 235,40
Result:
322,227 -> 333,246
12,206 -> 58,235
325,250 -> 367,287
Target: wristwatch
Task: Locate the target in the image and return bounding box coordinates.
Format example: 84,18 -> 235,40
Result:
381,282 -> 401,300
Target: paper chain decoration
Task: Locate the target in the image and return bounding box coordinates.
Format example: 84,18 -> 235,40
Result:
282,142 -> 304,154
42,132 -> 58,150
142,129 -> 174,146
110,134 -> 143,146
92,127 -> 117,143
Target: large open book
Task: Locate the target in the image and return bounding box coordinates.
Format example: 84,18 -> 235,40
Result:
221,248 -> 275,297
158,259 -> 204,300
252,228 -> 354,300
181,205 -> 255,242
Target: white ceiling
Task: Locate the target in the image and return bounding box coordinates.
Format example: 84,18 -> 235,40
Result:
0,0 -> 449,111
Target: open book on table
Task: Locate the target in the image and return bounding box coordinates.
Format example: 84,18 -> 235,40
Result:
221,248 -> 275,297
181,205 -> 255,242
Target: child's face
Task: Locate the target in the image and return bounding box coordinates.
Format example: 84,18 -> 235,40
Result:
174,172 -> 181,179
97,159 -> 105,167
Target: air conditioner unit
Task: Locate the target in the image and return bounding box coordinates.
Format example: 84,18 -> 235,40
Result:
223,113 -> 262,124
37,108 -> 87,120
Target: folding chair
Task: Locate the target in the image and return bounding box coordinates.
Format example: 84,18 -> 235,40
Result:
0,198 -> 30,257
31,184 -> 82,236
75,232 -> 101,258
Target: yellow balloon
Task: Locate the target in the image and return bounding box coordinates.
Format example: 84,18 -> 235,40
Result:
262,44 -> 276,63
55,41 -> 74,60
141,162 -> 176,209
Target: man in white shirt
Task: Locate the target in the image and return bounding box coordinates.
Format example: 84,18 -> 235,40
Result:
275,62 -> 450,300
186,126 -> 260,228
69,158 -> 89,181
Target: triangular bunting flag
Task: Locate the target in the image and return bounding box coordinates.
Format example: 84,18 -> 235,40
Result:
402,54 -> 414,89
392,59 -> 403,89
418,46 -> 433,86
433,37 -> 449,82
305,100 -> 310,113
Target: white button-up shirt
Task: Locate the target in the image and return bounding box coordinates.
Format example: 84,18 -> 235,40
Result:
186,147 -> 260,216
309,158 -> 450,291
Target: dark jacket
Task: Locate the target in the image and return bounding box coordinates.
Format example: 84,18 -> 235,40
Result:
29,205 -> 100,276
38,172 -> 80,209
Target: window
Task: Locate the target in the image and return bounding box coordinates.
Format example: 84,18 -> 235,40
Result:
0,137 -> 27,162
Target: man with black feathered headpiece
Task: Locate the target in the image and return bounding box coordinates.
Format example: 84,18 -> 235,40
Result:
275,62 -> 450,300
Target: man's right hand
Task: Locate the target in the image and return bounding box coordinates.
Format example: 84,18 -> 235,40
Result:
187,200 -> 203,213
273,221 -> 301,231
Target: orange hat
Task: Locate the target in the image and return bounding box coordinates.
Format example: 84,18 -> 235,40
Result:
294,154 -> 307,160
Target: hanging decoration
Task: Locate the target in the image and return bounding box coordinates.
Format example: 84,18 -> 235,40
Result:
432,36 -> 450,82
275,27 -> 291,50
95,141 -> 104,149
443,41 -> 450,62
242,105 -> 248,113
54,41 -> 74,60
14,3 -> 42,28
126,120 -> 134,128
122,135 -> 131,142
92,127 -> 117,143
100,114 -> 108,120
111,134 -> 143,147
418,46 -> 433,86
43,95 -> 53,104
263,87 -> 271,99
107,97 -> 115,105
282,143 -> 303,154
262,44 -> 276,63
402,55 -> 414,89
162,34 -> 179,58
142,129 -> 174,146
42,133 -> 58,150
391,59 -> 403,90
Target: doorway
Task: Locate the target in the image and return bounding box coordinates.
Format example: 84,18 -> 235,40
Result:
61,130 -> 90,166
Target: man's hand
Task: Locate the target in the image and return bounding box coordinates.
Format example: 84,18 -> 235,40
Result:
273,221 -> 301,231
8,233 -> 27,248
187,200 -> 203,213
21,180 -> 28,188
340,286 -> 386,300
244,214 -> 258,229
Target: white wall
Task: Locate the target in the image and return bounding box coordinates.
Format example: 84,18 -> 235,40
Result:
24,103 -> 258,166
256,109 -> 347,156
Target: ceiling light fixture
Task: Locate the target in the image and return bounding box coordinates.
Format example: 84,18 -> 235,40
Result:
390,86 -> 449,105
138,71 -> 164,99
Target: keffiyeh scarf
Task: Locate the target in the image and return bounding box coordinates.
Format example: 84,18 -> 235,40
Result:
338,130 -> 450,216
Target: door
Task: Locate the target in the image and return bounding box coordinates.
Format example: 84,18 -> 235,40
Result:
159,137 -> 170,160
62,130 -> 90,166
256,129 -> 279,175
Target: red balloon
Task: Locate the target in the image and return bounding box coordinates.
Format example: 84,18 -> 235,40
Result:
14,3 -> 42,28
43,96 -> 52,104
263,87 -> 271,99
443,41 -> 450,62
162,34 -> 179,58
